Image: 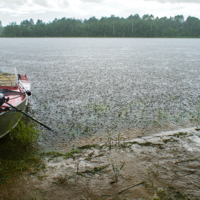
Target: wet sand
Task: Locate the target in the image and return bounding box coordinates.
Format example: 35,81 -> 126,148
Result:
1,127 -> 200,199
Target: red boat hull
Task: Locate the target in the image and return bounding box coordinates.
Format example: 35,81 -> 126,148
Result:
0,74 -> 31,138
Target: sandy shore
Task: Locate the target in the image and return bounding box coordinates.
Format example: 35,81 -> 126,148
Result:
1,127 -> 200,199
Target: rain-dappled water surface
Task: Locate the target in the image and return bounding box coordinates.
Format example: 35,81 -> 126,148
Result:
1,38 -> 200,145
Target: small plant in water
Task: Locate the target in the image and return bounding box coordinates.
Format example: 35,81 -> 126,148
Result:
189,102 -> 200,128
118,110 -> 122,117
107,136 -> 113,150
195,102 -> 200,128
117,132 -> 121,146
111,162 -> 125,183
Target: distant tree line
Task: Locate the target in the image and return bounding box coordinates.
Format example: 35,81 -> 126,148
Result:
0,14 -> 200,37
0,21 -> 3,35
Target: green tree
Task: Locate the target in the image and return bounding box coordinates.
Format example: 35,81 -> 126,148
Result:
184,16 -> 200,37
1,14 -> 200,38
1,22 -> 20,37
0,21 -> 3,35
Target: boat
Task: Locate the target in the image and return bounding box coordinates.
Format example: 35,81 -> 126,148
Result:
0,66 -> 31,138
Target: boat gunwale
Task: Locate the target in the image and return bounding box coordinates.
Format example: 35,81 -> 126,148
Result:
0,96 -> 28,138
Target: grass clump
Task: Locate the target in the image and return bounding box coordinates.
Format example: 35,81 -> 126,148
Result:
78,144 -> 100,150
64,147 -> 80,159
0,152 -> 44,185
111,162 -> 125,183
9,119 -> 40,146
0,118 -> 42,186
40,151 -> 65,158
81,164 -> 110,175
173,132 -> 188,138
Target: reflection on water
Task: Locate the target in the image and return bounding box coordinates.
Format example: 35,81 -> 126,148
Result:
1,38 -> 200,147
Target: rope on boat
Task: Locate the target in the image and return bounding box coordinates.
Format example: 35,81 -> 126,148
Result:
0,89 -> 25,96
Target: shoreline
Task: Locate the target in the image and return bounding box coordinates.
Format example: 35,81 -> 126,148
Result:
1,126 -> 200,199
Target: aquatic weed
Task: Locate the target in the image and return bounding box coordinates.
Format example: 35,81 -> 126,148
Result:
189,102 -> 200,127
111,162 -> 125,183
81,164 -> 110,175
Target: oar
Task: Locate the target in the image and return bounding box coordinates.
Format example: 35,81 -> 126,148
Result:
5,102 -> 54,131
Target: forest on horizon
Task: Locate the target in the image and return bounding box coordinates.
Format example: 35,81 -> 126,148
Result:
0,14 -> 200,38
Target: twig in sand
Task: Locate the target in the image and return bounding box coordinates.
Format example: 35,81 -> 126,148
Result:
117,181 -> 145,195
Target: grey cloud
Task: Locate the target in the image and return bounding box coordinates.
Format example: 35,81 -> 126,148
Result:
60,0 -> 69,6
0,0 -> 49,7
32,0 -> 69,7
33,0 -> 48,7
80,0 -> 104,3
0,0 -> 27,6
144,0 -> 200,3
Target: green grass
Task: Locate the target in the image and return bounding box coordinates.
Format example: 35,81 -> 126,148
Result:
40,147 -> 80,160
9,119 -> 40,146
0,118 -> 42,185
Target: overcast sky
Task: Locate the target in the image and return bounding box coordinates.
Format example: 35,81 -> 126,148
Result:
0,0 -> 200,26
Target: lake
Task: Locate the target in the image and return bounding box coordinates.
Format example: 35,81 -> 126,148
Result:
1,38 -> 200,147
